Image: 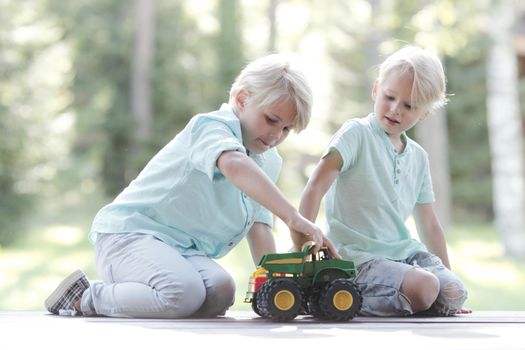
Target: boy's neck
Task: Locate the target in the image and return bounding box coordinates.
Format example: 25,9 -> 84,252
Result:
388,133 -> 407,153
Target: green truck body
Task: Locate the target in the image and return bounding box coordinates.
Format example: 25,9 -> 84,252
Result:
244,242 -> 362,321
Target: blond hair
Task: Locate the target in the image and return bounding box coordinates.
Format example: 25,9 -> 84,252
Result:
229,54 -> 312,132
378,46 -> 447,112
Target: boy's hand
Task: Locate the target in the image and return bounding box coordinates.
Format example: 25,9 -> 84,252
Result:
322,237 -> 342,259
290,229 -> 309,252
288,215 -> 341,259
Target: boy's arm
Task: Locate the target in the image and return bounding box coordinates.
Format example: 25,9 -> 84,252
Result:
414,203 -> 451,269
293,150 -> 343,251
246,222 -> 276,266
217,150 -> 335,254
415,203 -> 473,314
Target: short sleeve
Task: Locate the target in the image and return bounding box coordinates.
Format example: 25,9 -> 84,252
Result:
416,153 -> 435,204
253,148 -> 282,227
322,121 -> 362,173
254,210 -> 273,227
188,117 -> 246,180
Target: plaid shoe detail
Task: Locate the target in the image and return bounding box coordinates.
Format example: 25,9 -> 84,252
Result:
45,269 -> 90,316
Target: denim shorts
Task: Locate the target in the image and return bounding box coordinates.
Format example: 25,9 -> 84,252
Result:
354,251 -> 468,316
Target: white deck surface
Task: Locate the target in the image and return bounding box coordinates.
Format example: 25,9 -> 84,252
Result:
2,311 -> 525,350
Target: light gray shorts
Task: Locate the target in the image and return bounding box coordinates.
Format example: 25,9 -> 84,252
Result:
354,251 -> 468,316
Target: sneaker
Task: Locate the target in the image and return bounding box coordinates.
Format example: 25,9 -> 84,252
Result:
45,269 -> 90,316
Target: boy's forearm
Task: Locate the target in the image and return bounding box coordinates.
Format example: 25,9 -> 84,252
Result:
425,227 -> 451,269
247,223 -> 276,266
299,184 -> 323,222
217,151 -> 297,224
299,153 -> 341,222
290,186 -> 323,249
415,204 -> 451,269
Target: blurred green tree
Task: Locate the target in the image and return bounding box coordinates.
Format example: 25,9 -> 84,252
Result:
216,0 -> 244,103
0,0 -> 72,244
44,0 -> 245,199
45,0 -> 135,196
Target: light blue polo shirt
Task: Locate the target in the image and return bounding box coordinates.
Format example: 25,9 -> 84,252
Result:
324,113 -> 435,266
89,104 -> 281,259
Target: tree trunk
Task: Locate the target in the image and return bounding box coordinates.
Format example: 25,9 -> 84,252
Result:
364,0 -> 383,92
217,0 -> 243,95
267,0 -> 278,52
132,0 -> 155,143
415,108 -> 452,229
487,0 -> 525,257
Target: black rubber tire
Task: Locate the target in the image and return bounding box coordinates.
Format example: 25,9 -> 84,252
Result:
318,278 -> 362,321
251,292 -> 263,317
307,290 -> 327,319
256,278 -> 303,321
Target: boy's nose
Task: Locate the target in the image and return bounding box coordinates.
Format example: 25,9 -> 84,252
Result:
391,102 -> 401,115
269,129 -> 282,141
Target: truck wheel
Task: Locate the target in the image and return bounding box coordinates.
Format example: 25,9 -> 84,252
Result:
307,291 -> 327,319
318,278 -> 362,321
252,292 -> 270,318
251,292 -> 263,317
257,278 -> 303,321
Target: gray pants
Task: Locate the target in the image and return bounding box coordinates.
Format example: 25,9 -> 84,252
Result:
355,251 -> 468,316
80,233 -> 235,318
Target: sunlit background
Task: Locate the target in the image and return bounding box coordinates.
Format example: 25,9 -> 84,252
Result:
1,0 -> 525,311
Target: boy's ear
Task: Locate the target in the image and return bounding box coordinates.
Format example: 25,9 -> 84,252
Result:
371,79 -> 379,100
235,89 -> 249,112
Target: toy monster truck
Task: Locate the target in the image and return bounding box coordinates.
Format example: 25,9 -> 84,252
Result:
244,242 -> 362,321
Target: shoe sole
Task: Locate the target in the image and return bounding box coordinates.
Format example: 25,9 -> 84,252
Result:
44,269 -> 87,312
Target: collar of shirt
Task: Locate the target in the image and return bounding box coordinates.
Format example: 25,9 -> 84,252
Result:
218,103 -> 267,165
368,113 -> 411,157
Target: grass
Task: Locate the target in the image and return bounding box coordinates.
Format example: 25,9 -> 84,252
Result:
446,224 -> 525,310
1,205 -> 524,311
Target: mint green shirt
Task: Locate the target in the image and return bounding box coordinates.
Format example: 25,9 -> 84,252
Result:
324,113 -> 435,266
89,104 -> 281,259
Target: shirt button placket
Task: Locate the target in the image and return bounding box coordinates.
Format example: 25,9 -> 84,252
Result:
394,156 -> 400,185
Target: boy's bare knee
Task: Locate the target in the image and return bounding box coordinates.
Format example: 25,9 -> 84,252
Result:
418,273 -> 440,310
402,269 -> 440,312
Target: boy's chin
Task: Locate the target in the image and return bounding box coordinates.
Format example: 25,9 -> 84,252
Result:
247,144 -> 270,155
249,148 -> 266,155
